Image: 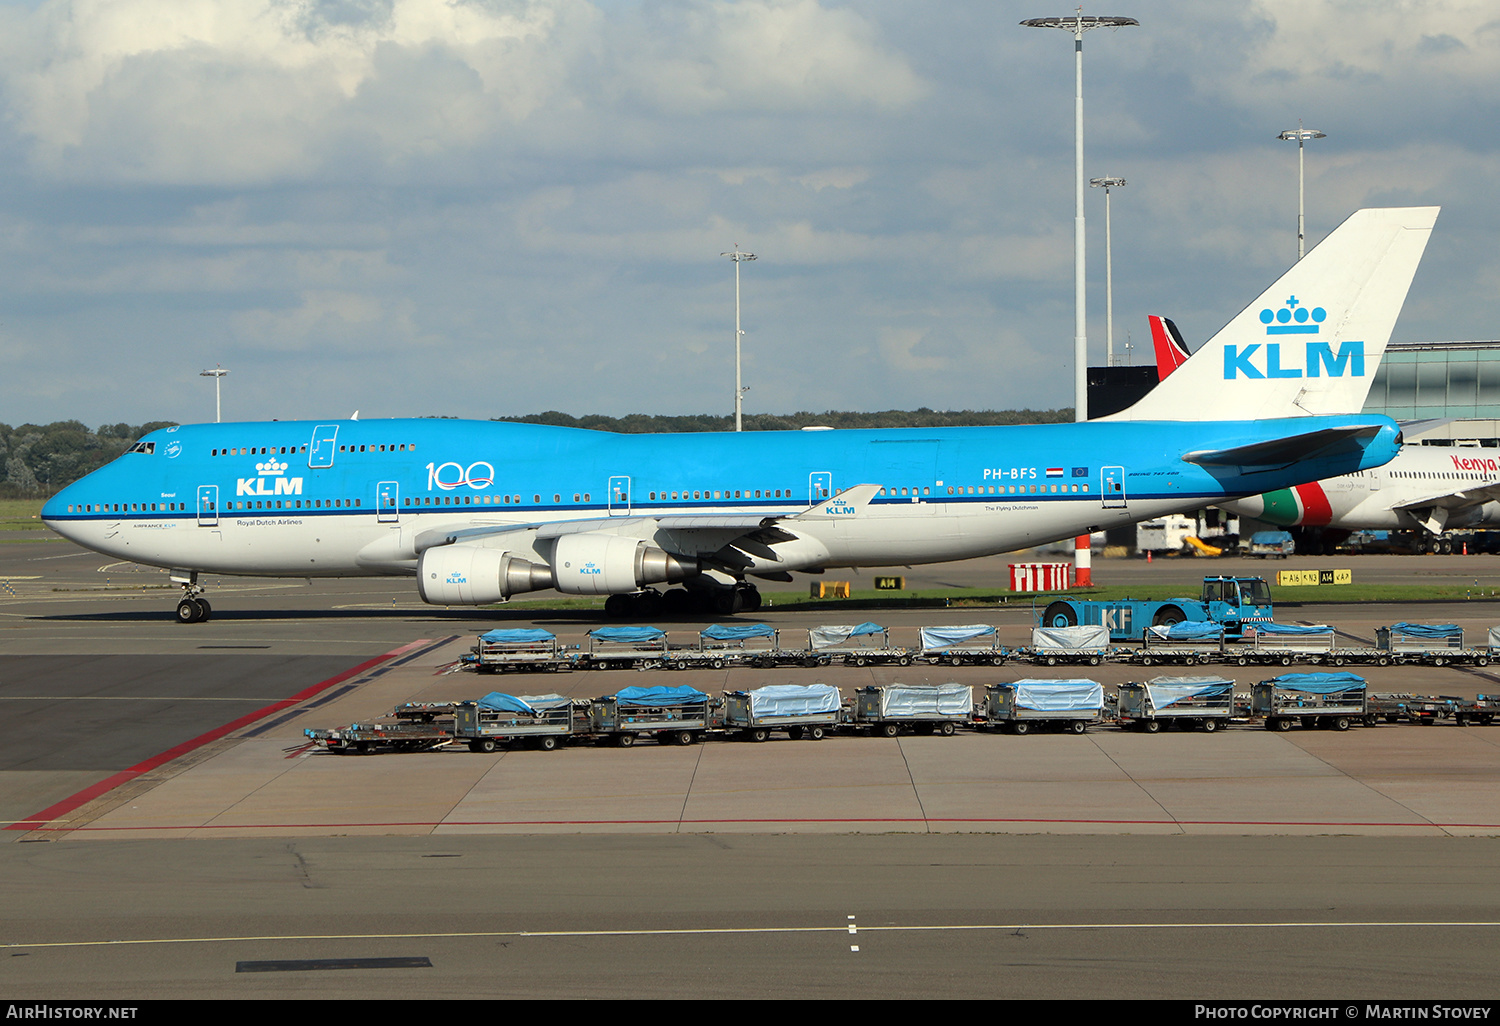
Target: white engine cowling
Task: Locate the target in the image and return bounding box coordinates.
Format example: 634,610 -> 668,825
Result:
550,533 -> 696,595
417,545 -> 551,605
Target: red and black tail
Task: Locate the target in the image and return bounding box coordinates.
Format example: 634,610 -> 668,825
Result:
1149,315 -> 1191,381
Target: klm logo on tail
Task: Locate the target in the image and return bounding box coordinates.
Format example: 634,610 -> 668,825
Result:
1224,296 -> 1366,380
1223,340 -> 1365,380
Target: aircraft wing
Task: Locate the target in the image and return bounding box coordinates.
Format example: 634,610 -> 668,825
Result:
1392,484 -> 1500,514
412,483 -> 886,571
1389,482 -> 1500,534
1183,424 -> 1386,470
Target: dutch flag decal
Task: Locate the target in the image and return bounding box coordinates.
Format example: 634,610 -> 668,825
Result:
1045,467 -> 1064,478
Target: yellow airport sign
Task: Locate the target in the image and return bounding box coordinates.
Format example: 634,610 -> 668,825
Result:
1276,569 -> 1352,587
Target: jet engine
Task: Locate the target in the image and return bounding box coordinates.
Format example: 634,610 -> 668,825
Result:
416,534 -> 699,605
549,533 -> 698,595
416,545 -> 552,605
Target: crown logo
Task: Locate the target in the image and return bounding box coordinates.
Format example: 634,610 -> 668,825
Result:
256,459 -> 288,476
1259,295 -> 1325,335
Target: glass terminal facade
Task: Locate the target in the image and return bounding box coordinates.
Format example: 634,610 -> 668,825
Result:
1365,342 -> 1500,422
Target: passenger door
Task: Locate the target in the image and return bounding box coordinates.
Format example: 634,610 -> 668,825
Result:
1101,466 -> 1127,509
377,481 -> 400,523
197,485 -> 219,527
608,476 -> 631,516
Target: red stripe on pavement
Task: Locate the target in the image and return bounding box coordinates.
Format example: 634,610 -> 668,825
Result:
42,816 -> 1500,833
8,639 -> 433,832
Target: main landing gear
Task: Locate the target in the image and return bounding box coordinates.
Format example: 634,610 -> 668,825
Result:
172,570 -> 212,624
604,584 -> 762,619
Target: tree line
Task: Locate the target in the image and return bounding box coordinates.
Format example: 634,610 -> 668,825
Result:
0,421 -> 177,498
3,408 -> 1073,497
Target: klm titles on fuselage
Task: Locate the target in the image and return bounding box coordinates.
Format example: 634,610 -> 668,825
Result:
237,459 -> 305,497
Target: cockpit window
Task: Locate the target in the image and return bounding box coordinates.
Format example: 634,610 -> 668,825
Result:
125,441 -> 156,455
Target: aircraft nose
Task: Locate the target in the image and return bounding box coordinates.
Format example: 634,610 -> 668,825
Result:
41,480 -> 89,538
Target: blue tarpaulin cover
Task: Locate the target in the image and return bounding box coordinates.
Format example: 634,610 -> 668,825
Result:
741,684 -> 841,717
475,692 -> 570,713
701,623 -> 777,641
1148,621 -> 1224,641
479,628 -> 556,644
589,626 -> 666,643
810,623 -> 887,648
613,685 -> 708,707
1007,679 -> 1105,713
1259,672 -> 1367,693
1389,622 -> 1462,639
1255,622 -> 1333,635
919,624 -> 995,650
1144,676 -> 1234,708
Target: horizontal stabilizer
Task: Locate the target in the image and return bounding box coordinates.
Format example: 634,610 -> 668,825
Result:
1184,424 -> 1384,468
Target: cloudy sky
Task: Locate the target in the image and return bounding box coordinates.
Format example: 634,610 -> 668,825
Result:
0,0 -> 1495,427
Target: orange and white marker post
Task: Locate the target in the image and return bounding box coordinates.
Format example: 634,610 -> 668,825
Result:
1074,534 -> 1092,587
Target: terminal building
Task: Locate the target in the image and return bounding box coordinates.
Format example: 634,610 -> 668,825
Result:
1364,341 -> 1500,444
1090,340 -> 1500,442
1088,340 -> 1500,553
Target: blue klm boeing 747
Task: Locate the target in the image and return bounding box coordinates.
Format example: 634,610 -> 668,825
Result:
42,207 -> 1436,621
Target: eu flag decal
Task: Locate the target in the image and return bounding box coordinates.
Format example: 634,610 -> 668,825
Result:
1071,467 -> 1089,478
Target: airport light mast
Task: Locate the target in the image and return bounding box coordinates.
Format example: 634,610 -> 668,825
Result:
722,245 -> 756,432
1023,10 -> 1137,588
1278,122 -> 1326,261
1021,11 -> 1137,419
199,365 -> 228,423
1090,176 -> 1126,366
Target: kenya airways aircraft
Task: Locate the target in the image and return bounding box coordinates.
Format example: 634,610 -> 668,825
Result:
1146,300 -> 1500,554
42,207 -> 1435,622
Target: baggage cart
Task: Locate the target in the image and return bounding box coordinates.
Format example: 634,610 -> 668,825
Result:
984,679 -> 1104,735
853,683 -> 971,736
1453,694 -> 1500,726
588,685 -> 722,746
724,684 -> 843,741
1134,621 -> 1225,666
455,692 -> 583,752
920,624 -> 1006,666
666,623 -> 780,670
1252,672 -> 1366,731
582,626 -> 670,670
473,628 -> 576,673
1029,625 -> 1109,666
1241,623 -> 1337,666
1116,676 -> 1234,733
806,623 -> 912,667
1376,623 -> 1488,666
1365,693 -> 1458,727
305,715 -> 457,754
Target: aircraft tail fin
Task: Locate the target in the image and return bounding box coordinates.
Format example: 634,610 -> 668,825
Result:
1149,315 -> 1191,381
1108,207 -> 1438,421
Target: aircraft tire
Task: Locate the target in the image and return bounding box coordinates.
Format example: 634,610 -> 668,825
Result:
1151,606 -> 1185,628
1042,601 -> 1077,629
176,599 -> 203,624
